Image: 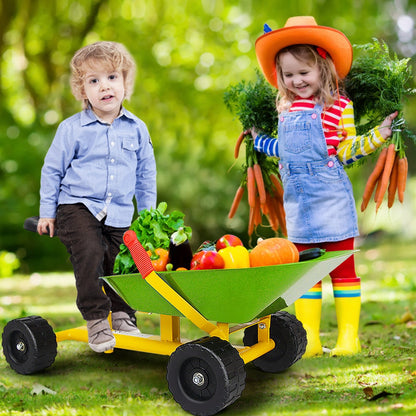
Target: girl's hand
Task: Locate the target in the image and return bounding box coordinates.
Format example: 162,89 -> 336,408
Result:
37,218 -> 56,237
379,111 -> 399,139
243,127 -> 258,140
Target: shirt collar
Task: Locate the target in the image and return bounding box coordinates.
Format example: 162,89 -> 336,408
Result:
80,106 -> 135,126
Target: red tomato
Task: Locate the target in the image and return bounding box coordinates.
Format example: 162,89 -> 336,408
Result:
215,234 -> 243,250
190,251 -> 225,270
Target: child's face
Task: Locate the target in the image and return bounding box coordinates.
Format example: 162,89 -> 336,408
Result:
81,59 -> 125,123
279,52 -> 321,99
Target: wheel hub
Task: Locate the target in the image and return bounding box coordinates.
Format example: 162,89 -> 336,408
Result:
16,341 -> 26,352
192,372 -> 205,386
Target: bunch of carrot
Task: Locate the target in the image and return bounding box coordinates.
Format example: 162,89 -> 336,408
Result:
228,132 -> 287,237
361,123 -> 408,212
345,40 -> 414,213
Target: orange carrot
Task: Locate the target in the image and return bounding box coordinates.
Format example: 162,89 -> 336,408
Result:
265,194 -> 279,231
373,175 -> 382,202
248,206 -> 255,236
274,197 -> 287,236
253,195 -> 262,226
266,213 -> 279,232
246,166 -> 256,208
397,156 -> 408,203
387,154 -> 399,208
375,143 -> 396,212
266,195 -> 286,235
253,163 -> 266,205
228,185 -> 245,218
260,202 -> 269,216
234,132 -> 245,159
361,147 -> 388,212
270,173 -> 284,202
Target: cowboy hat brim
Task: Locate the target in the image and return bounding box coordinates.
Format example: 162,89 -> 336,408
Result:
255,25 -> 353,88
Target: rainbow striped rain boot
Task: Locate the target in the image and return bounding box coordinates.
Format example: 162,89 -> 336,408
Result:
330,277 -> 361,356
294,282 -> 323,358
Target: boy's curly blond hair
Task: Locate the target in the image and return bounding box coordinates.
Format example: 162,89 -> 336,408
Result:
70,41 -> 136,109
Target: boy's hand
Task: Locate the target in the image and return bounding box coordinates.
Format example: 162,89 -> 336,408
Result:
37,218 -> 56,237
380,111 -> 399,139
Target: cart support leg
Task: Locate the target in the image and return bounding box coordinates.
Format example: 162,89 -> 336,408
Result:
160,315 -> 181,342
145,272 -> 228,339
238,316 -> 275,364
216,323 -> 230,341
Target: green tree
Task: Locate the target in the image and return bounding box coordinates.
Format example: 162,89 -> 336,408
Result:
1,0 -> 414,271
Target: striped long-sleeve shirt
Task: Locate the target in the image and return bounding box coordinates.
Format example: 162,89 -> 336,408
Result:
254,96 -> 386,165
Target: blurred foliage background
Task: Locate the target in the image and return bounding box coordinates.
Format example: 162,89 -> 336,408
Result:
1,0 -> 416,273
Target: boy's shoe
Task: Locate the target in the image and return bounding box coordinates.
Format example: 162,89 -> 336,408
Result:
112,311 -> 141,334
86,318 -> 116,353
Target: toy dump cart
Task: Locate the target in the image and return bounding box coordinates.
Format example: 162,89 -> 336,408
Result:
2,229 -> 354,416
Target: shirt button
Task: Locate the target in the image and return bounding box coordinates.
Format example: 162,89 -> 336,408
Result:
328,160 -> 334,167
280,116 -> 284,122
110,175 -> 114,180
131,143 -> 134,148
312,113 -> 317,119
108,192 -> 112,197
111,159 -> 115,163
111,142 -> 115,146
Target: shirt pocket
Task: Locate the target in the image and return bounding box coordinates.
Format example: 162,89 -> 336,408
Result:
282,121 -> 312,154
121,136 -> 139,152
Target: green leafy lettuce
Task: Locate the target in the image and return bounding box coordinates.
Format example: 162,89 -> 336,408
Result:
113,202 -> 192,275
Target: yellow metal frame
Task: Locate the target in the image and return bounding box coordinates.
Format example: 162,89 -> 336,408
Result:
55,269 -> 275,363
55,315 -> 274,362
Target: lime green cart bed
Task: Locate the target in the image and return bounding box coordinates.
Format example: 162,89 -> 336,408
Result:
2,230 -> 353,416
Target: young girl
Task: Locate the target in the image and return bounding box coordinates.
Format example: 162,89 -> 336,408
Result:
250,16 -> 397,357
37,42 -> 157,353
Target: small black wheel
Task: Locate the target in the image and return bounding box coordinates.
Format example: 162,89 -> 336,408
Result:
167,336 -> 246,416
243,311 -> 306,373
2,316 -> 57,375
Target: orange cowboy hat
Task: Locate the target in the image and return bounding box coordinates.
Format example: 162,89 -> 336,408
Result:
255,16 -> 353,88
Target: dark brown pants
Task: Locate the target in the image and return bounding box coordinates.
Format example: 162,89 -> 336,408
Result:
56,203 -> 135,321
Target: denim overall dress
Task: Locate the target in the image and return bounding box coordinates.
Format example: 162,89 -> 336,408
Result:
278,104 -> 359,243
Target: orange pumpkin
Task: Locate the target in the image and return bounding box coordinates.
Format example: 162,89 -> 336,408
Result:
249,237 -> 299,267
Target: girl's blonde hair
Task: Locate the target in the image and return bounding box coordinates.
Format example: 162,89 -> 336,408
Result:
70,41 -> 136,109
275,45 -> 343,113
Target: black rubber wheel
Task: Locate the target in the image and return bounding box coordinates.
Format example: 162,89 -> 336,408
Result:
2,316 -> 57,375
167,336 -> 246,416
243,311 -> 306,373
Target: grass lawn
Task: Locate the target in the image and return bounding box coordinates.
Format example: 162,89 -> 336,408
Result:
0,239 -> 415,416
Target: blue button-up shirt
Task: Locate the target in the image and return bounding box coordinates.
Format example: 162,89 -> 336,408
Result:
40,107 -> 157,228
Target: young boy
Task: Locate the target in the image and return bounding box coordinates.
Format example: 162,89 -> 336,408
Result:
37,41 -> 157,353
